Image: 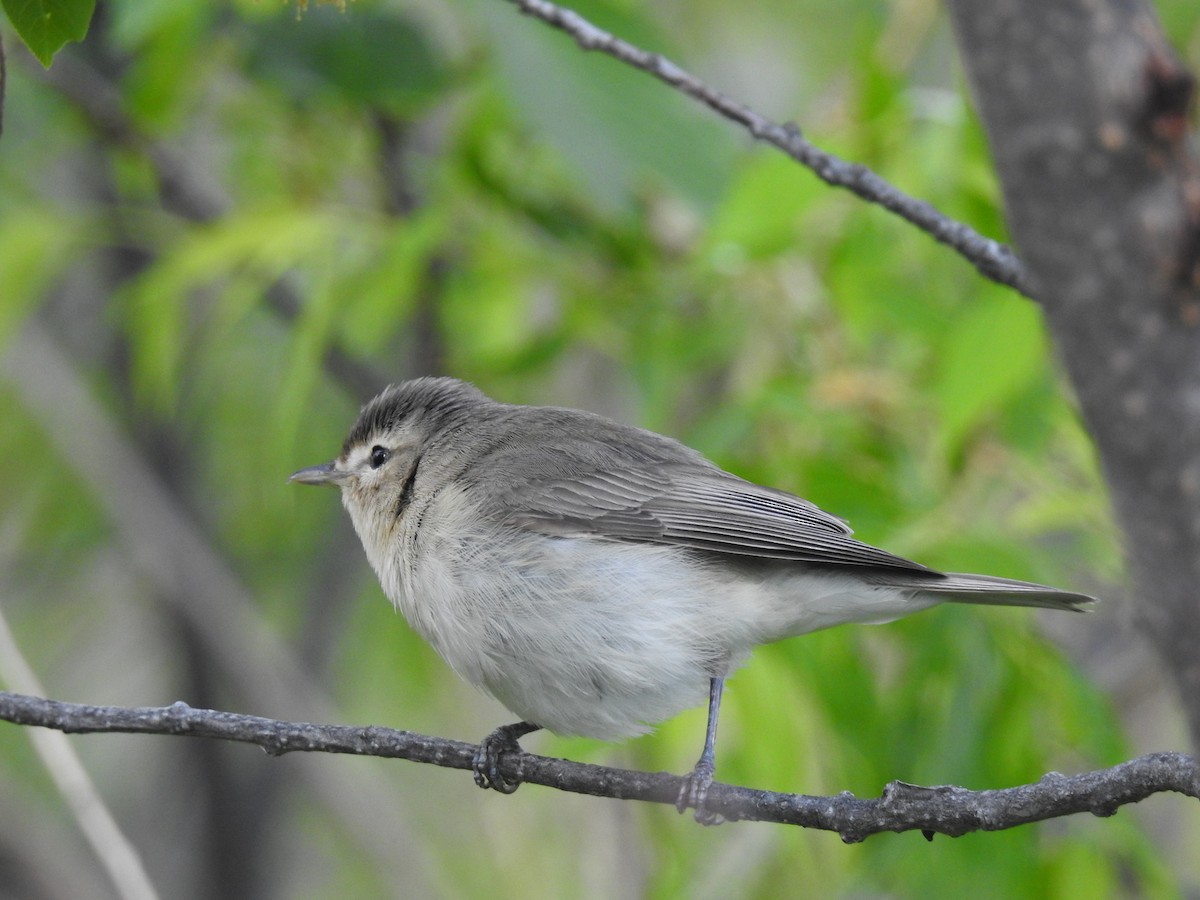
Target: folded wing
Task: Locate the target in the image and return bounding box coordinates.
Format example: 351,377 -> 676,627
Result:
498,464 -> 934,573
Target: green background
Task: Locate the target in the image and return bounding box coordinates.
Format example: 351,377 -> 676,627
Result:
1,0 -> 1197,896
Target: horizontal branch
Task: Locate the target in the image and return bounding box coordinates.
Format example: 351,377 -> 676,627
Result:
502,0 -> 1032,298
2,691 -> 1195,841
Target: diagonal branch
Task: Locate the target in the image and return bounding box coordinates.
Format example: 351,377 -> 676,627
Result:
0,612 -> 156,900
501,0 -> 1032,298
1,322 -> 436,893
3,691 -> 1195,841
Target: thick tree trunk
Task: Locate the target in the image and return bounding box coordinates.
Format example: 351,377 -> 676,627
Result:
949,0 -> 1200,746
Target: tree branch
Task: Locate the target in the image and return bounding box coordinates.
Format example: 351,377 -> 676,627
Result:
948,0 -> 1200,749
501,0 -> 1031,298
3,691 -> 1195,841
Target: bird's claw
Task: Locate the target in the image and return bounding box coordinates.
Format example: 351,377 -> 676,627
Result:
472,725 -> 527,794
676,760 -> 723,825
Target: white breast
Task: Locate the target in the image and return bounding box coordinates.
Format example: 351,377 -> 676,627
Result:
376,485 -> 748,738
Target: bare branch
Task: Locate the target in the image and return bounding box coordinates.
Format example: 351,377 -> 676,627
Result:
501,0 -> 1031,298
0,611 -> 156,900
3,691 -> 1194,841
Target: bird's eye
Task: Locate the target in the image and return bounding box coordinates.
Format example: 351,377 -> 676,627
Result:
369,446 -> 390,469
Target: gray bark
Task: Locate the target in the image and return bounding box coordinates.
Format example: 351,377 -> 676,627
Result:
2,691 -> 1196,840
949,0 -> 1200,745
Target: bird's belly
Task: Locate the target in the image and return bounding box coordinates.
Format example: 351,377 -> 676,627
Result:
394,530 -> 746,740
383,499 -> 940,739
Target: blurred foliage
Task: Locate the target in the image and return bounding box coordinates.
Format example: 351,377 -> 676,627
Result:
1,0 -> 1198,897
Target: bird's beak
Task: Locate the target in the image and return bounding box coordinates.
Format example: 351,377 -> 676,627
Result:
288,462 -> 344,486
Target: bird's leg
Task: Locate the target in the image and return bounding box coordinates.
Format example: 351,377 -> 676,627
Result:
473,721 -> 541,793
676,676 -> 725,825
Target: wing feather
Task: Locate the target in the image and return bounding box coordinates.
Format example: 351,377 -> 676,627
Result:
498,465 -> 933,573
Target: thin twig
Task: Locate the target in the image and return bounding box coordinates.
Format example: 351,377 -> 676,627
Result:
502,0 -> 1032,298
0,616 -> 157,900
3,691 -> 1194,841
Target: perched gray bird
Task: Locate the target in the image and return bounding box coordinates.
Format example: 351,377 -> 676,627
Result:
290,377 -> 1093,822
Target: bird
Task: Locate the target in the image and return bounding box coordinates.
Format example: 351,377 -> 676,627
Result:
289,377 -> 1094,822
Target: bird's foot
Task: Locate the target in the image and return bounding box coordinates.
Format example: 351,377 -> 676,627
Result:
676,759 -> 724,825
472,722 -> 538,794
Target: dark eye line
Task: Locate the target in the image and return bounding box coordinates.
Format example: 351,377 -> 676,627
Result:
394,455 -> 420,520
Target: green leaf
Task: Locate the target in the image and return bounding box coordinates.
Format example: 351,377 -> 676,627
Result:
0,208 -> 82,344
243,6 -> 451,115
120,206 -> 351,411
705,152 -> 824,262
337,209 -> 447,357
2,0 -> 95,66
934,292 -> 1048,462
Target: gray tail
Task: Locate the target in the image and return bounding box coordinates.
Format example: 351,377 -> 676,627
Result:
906,572 -> 1096,612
